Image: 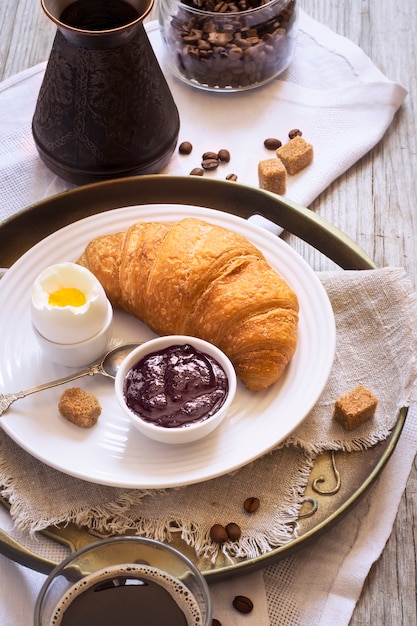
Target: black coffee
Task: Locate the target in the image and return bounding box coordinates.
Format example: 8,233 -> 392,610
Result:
50,565 -> 202,625
60,0 -> 140,30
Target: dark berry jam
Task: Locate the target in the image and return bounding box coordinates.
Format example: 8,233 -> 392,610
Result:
124,344 -> 229,428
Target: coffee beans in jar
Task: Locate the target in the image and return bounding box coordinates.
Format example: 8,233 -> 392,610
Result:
158,0 -> 298,91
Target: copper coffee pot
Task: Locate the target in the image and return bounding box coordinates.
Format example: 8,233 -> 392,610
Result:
32,0 -> 180,185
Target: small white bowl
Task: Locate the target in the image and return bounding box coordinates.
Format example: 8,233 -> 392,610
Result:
33,300 -> 113,368
115,335 -> 237,444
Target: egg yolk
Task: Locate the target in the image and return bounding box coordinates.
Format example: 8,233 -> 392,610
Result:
48,288 -> 87,308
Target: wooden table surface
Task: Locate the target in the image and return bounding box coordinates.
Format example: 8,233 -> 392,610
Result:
1,0 -> 416,623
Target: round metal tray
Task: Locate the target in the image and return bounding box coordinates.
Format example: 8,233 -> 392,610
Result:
0,175 -> 406,581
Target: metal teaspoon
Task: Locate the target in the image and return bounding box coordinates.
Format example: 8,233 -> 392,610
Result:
0,342 -> 139,417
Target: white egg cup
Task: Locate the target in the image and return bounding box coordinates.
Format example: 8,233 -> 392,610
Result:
31,262 -> 110,344
115,335 -> 237,444
33,300 -> 113,368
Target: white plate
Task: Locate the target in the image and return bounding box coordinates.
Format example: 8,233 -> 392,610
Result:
0,205 -> 335,488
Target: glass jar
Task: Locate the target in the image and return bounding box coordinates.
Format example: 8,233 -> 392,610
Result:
158,0 -> 298,91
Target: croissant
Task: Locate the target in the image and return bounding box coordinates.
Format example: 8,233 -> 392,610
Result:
78,217 -> 299,391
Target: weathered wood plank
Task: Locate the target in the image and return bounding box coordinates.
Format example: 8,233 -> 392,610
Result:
299,3 -> 417,623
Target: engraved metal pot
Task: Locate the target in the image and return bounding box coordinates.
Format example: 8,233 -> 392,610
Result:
32,0 -> 180,185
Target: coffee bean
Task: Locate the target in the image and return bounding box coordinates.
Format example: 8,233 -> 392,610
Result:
226,522 -> 241,541
210,523 -> 229,544
202,158 -> 219,170
288,128 -> 302,139
166,0 -> 297,90
225,173 -> 237,181
218,148 -> 231,162
212,620 -> 222,626
243,496 -> 260,513
232,595 -> 254,614
264,137 -> 282,150
190,167 -> 204,176
179,141 -> 193,154
202,151 -> 219,161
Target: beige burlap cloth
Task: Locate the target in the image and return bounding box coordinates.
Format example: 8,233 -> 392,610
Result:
1,267 -> 417,562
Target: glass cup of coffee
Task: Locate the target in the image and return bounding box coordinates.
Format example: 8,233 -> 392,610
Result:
34,535 -> 212,625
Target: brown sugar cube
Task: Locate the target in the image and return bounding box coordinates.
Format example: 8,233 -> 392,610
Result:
333,384 -> 378,431
258,158 -> 287,195
58,387 -> 102,428
276,136 -> 314,175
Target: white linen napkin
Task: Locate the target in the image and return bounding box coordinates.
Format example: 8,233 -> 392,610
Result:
0,10 -> 412,626
0,11 -> 407,223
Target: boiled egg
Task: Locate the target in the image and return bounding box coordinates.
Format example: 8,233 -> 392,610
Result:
31,262 -> 110,344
